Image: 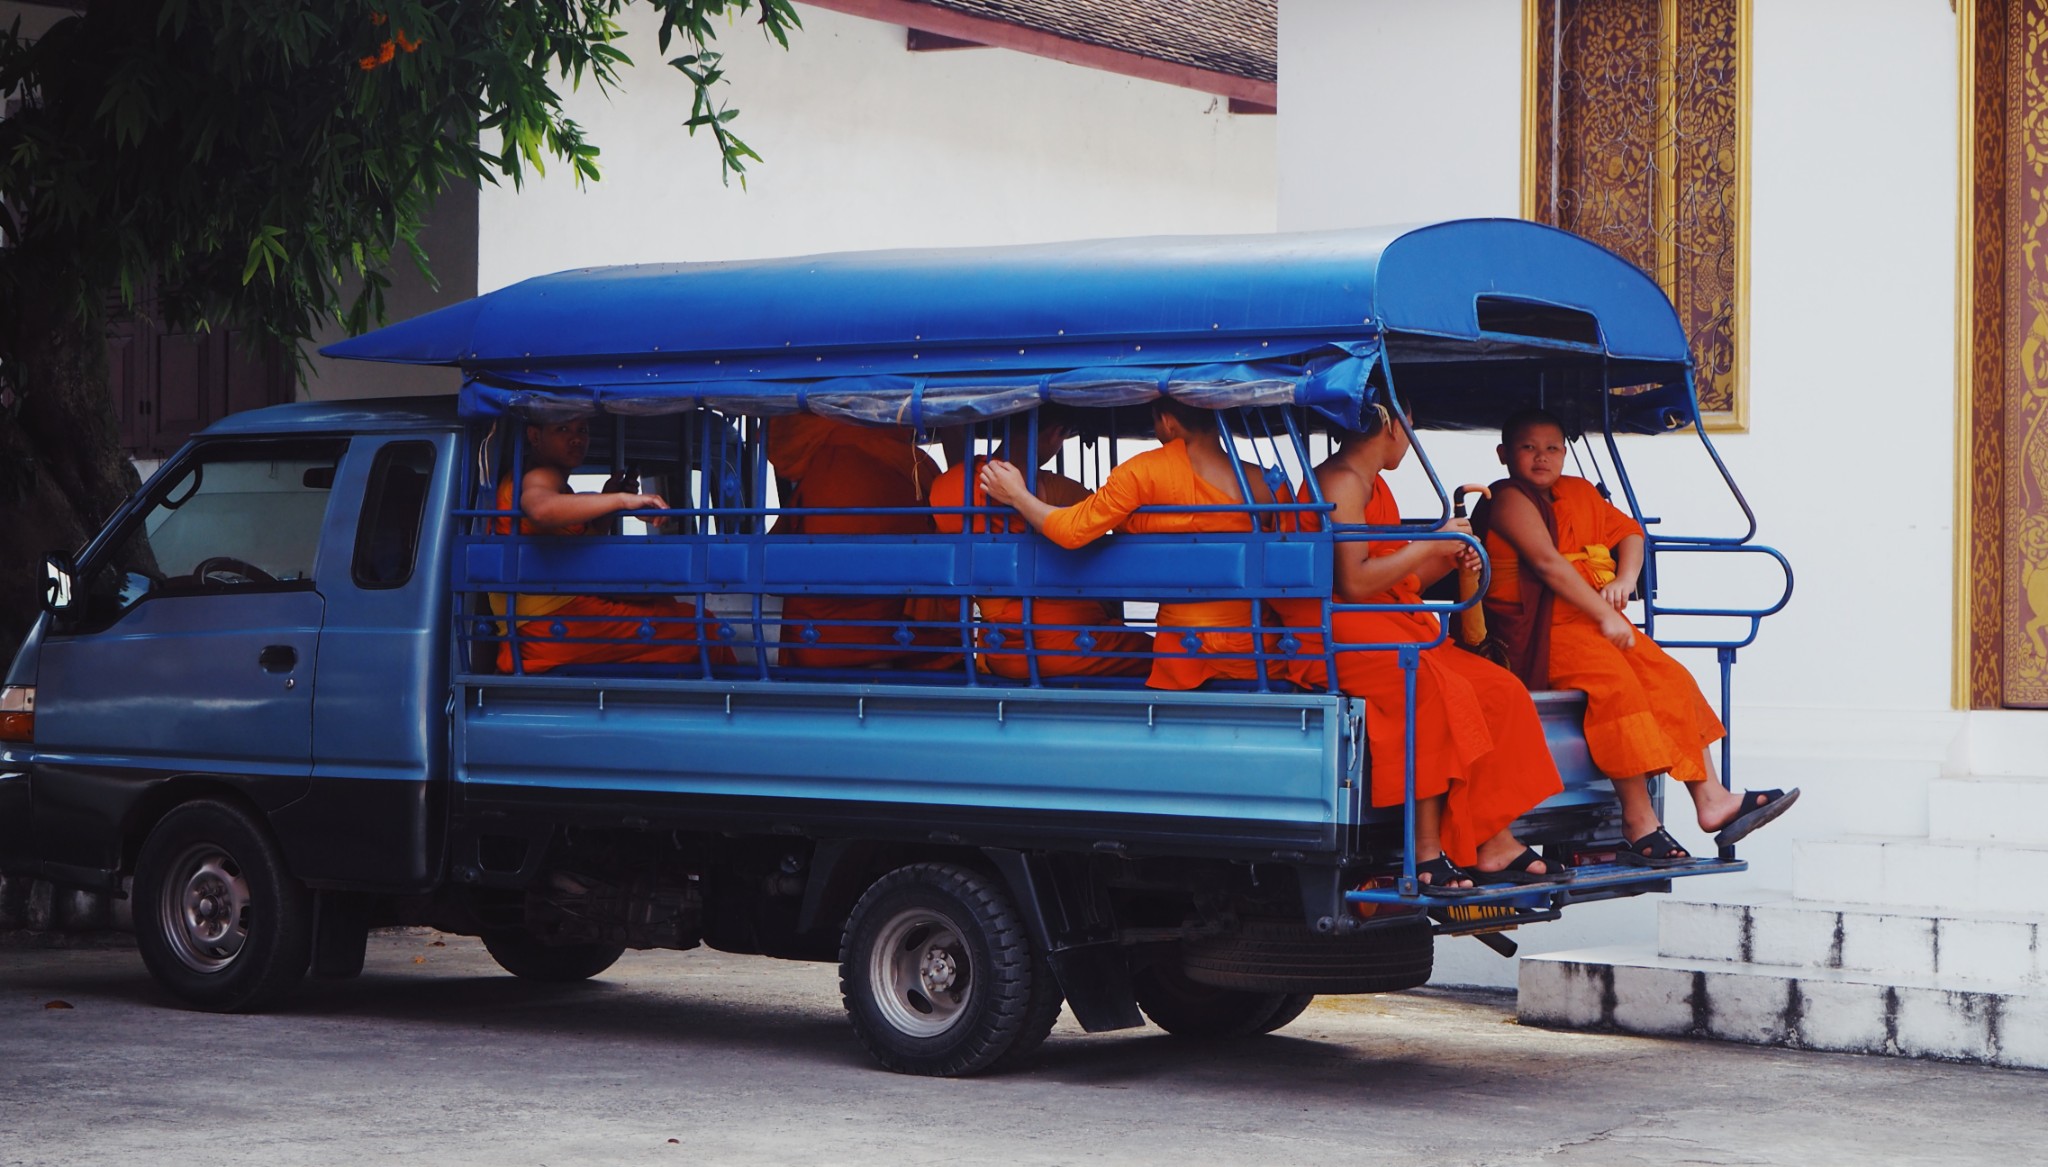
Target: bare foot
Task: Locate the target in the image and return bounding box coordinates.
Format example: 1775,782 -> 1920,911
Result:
1694,786 -> 1749,834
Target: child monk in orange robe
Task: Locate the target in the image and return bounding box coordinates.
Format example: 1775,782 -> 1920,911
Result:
929,415 -> 1151,678
769,414 -> 959,669
493,417 -> 727,674
1280,405 -> 1566,890
1478,409 -> 1797,865
979,399 -> 1318,692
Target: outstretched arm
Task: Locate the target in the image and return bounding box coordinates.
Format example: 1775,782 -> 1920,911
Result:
1321,466 -> 1470,602
980,458 -> 1143,549
519,466 -> 669,532
1489,489 -> 1635,649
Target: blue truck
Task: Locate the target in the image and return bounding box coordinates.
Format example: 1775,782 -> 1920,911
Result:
0,220 -> 1789,1075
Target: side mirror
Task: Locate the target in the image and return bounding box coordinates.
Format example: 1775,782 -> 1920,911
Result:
41,554 -> 76,613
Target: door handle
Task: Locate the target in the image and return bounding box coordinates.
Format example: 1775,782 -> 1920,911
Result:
258,644 -> 297,673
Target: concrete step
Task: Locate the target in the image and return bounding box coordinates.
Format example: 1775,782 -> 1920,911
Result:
1658,891 -> 2046,987
1518,945 -> 2048,1070
1928,774 -> 2048,845
1790,834 -> 2048,914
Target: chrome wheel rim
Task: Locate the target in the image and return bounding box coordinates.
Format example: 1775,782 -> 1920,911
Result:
869,907 -> 971,1038
159,843 -> 249,974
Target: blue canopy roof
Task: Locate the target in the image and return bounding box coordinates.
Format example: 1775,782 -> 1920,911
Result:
322,219 -> 1697,433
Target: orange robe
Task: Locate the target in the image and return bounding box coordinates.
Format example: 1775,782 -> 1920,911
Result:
1282,475 -> 1561,866
1037,441 -> 1318,691
769,415 -> 959,669
1484,475 -> 1724,783
491,478 -> 722,675
929,458 -> 1151,679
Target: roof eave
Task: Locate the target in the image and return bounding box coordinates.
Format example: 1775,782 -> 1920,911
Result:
802,0 -> 1276,107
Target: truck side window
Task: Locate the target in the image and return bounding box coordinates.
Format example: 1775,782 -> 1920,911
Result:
352,442 -> 435,589
71,439 -> 349,625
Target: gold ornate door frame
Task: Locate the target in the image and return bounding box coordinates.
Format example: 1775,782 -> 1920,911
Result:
1522,0 -> 1751,430
1961,0 -> 2048,709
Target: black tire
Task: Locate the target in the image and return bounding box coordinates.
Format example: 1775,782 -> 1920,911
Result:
1132,961 -> 1302,1038
1182,919 -> 1433,994
1257,993 -> 1316,1034
132,799 -> 312,1013
839,862 -> 1050,1077
481,932 -> 625,982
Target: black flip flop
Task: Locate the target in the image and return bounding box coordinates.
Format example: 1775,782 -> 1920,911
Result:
1712,788 -> 1801,846
1413,855 -> 1484,897
1475,847 -> 1573,885
1616,826 -> 1700,868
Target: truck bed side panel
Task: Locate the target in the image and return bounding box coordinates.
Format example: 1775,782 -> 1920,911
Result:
455,681 -> 1357,859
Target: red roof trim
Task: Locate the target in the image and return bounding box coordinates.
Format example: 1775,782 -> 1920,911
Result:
804,0 -> 1277,107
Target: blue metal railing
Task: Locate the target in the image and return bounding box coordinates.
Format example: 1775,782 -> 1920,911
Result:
456,386 -> 1789,901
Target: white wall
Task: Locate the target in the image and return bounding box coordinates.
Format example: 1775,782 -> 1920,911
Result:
1279,0 -> 1524,227
477,2 -> 1277,289
1281,0 -> 1964,986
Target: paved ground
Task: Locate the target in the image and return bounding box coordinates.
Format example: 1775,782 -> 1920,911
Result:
1,932 -> 2040,1167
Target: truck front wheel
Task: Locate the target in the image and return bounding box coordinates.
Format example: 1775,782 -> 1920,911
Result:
839,862 -> 1053,1076
133,799 -> 313,1013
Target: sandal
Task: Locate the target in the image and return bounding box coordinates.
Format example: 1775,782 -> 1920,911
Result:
1413,855 -> 1483,897
1617,826 -> 1700,868
1475,847 -> 1574,885
1711,788 -> 1801,846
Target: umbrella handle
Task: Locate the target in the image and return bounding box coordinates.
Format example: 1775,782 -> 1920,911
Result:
1452,482 -> 1492,520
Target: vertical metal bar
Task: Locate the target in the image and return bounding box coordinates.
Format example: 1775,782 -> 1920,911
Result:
1717,646 -> 1736,860
1398,644 -> 1420,895
1282,409 -> 1326,505
1378,360 -> 1452,524
1215,408 -> 1268,691
507,423 -> 526,676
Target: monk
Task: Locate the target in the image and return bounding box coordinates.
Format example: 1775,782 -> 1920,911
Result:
1281,404 -> 1567,890
979,398 -> 1317,692
1477,409 -> 1798,865
930,415 -> 1152,678
769,413 -> 960,669
492,416 -> 726,675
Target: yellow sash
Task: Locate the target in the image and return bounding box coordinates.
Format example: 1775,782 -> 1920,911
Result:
1564,543 -> 1617,588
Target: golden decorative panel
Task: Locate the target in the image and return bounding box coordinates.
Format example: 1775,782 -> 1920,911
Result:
1968,0 -> 2048,708
1525,0 -> 1747,426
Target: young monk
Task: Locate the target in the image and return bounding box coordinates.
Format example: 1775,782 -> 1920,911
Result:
493,417 -> 727,674
1477,409 -> 1798,865
1280,404 -> 1567,890
978,398 -> 1318,692
929,414 -> 1152,678
768,413 -> 959,669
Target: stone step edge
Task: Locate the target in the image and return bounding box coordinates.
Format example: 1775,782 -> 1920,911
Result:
1662,893 -> 2048,932
1668,886 -> 2048,921
1521,945 -> 2042,999
1654,900 -> 2039,982
1517,947 -> 2048,1070
1799,832 -> 2048,854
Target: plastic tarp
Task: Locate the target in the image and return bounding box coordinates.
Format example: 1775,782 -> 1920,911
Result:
457,348 -> 1377,428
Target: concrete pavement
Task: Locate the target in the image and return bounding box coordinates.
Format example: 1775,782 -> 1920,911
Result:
1,931 -> 2039,1166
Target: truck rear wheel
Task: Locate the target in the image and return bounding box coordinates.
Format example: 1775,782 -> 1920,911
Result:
1132,962 -> 1312,1038
133,799 -> 312,1013
482,933 -> 625,982
839,862 -> 1052,1077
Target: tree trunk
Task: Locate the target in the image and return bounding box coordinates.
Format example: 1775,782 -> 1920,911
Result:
0,299 -> 140,669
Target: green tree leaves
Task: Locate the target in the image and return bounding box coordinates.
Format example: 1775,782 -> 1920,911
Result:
0,0 -> 799,361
